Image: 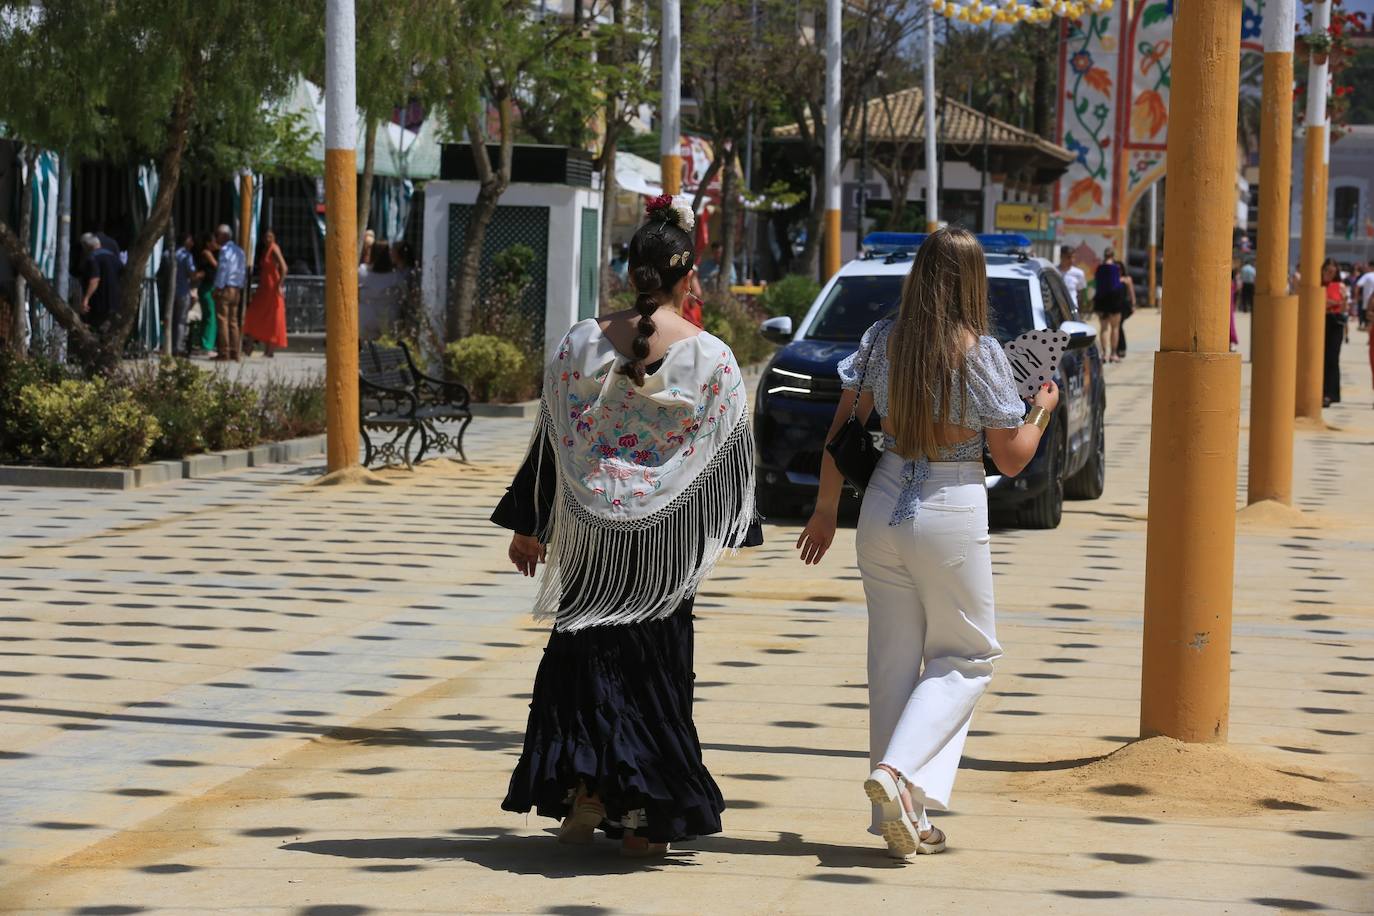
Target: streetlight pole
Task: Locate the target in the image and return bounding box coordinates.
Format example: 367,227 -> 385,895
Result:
1295,0 -> 1330,421
660,0 -> 682,197
823,0 -> 841,280
923,1 -> 939,231
1247,0 -> 1298,505
857,85 -> 867,254
1139,0 -> 1243,742
324,0 -> 360,472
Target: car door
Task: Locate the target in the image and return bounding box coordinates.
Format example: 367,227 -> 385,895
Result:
1039,272 -> 1090,458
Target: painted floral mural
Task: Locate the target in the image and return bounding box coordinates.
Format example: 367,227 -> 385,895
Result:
1059,9 -> 1120,223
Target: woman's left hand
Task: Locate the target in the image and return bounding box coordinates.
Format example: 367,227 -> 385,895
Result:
509,534 -> 545,577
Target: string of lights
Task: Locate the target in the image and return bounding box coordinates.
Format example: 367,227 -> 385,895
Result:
929,0 -> 1114,25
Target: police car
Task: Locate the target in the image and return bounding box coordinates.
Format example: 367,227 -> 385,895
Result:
753,233 -> 1106,528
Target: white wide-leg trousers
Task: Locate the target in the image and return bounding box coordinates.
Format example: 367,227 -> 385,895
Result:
856,453 -> 1002,832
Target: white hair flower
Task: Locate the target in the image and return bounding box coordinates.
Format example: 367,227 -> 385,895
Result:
669,198 -> 696,234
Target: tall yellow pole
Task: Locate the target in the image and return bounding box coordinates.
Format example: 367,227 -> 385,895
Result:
1296,0 -> 1331,420
238,173 -> 253,257
822,0 -> 842,280
660,0 -> 682,197
325,0 -> 359,472
1247,0 -> 1298,505
1139,0 -> 1242,742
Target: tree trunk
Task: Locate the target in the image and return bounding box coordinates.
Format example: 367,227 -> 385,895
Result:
9,147 -> 36,353
797,146 -> 825,279
357,116 -> 378,256
106,82 -> 195,369
689,152 -> 724,218
599,131 -> 619,309
1033,32 -> 1055,141
719,142 -> 737,296
0,220 -> 97,358
449,97 -> 514,341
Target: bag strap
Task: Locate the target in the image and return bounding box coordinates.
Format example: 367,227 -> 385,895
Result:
848,324 -> 880,421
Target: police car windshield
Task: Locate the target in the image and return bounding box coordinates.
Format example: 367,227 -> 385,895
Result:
804,274 -> 1036,344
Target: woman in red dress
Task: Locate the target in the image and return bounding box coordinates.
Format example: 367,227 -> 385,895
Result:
242,228 -> 289,357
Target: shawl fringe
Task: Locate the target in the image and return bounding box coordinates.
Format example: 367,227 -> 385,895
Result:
533,404 -> 755,631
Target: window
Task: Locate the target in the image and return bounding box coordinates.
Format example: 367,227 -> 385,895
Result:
1333,186 -> 1360,239
1039,274 -> 1067,327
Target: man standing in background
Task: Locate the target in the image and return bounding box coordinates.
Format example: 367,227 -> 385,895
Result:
1057,245 -> 1087,310
1239,259 -> 1257,313
172,233 -> 198,356
79,233 -> 122,334
1353,262 -> 1372,332
212,224 -> 246,361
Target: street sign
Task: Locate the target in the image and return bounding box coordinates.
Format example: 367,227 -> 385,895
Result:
995,202 -> 1049,232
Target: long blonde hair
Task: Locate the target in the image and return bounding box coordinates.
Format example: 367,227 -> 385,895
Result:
887,227 -> 990,459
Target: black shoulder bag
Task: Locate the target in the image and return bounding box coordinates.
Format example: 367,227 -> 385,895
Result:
824,333 -> 881,494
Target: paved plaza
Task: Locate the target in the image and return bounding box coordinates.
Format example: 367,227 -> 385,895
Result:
0,311 -> 1371,914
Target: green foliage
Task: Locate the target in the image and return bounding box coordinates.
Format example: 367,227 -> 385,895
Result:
205,377 -> 260,452
473,245 -> 540,359
257,375 -> 327,442
702,297 -> 776,368
0,0 -> 316,169
757,274 -> 821,323
118,359 -> 214,459
447,335 -> 528,403
0,349 -> 72,460
17,379 -> 160,468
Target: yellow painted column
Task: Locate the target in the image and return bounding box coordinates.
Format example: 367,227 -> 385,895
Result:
1139,0 -> 1242,742
238,173 -> 253,256
1247,0 -> 1298,505
1295,0 -> 1331,420
660,154 -> 682,197
325,0 -> 359,472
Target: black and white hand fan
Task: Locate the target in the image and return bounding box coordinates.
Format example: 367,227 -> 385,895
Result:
1002,330 -> 1070,399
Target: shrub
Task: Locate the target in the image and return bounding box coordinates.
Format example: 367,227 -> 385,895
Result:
117,358 -> 215,459
17,378 -> 160,468
0,350 -> 72,462
702,295 -> 776,368
205,377 -> 260,451
447,334 -> 528,402
258,374 -> 327,441
757,273 -> 821,322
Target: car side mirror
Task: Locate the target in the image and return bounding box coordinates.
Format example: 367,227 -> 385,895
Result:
759,315 -> 794,344
1060,320 -> 1095,349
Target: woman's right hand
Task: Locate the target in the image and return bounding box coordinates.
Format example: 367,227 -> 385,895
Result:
797,510 -> 838,566
1032,380 -> 1060,413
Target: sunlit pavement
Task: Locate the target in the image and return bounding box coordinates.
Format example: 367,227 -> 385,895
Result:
0,310 -> 1370,914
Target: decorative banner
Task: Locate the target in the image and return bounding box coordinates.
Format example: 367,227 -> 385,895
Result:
1055,0 -> 1268,261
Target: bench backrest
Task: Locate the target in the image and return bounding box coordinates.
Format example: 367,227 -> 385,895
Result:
359,342 -> 414,391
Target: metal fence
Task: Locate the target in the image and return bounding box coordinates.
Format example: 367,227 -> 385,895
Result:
282,276 -> 326,334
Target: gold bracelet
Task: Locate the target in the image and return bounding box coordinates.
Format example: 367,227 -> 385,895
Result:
1027,406 -> 1051,431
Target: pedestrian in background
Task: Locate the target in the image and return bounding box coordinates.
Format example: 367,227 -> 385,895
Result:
1093,247 -> 1128,362
79,233 -> 121,333
1056,245 -> 1086,310
359,229 -> 376,275
172,233 -> 197,356
242,228 -> 288,357
1229,263 -> 1240,352
212,224 -> 246,361
1239,259 -> 1256,313
196,232 -> 220,355
358,240 -> 404,339
1322,257 -> 1348,408
1353,262 -> 1372,332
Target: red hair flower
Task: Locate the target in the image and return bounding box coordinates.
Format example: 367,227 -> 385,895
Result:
645,194 -> 673,214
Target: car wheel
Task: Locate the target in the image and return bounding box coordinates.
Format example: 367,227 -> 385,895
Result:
1018,421 -> 1065,529
1065,400 -> 1106,500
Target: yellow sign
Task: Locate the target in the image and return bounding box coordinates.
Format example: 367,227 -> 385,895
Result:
995,203 -> 1049,232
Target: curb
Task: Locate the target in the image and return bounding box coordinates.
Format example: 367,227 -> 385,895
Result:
0,434 -> 326,491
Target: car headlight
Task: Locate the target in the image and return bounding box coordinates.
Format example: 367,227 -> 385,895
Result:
765,366 -> 813,396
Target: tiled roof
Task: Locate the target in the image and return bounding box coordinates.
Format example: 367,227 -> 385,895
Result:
774,85 -> 1073,163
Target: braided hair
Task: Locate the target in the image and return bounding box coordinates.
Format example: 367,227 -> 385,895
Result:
618,197 -> 696,386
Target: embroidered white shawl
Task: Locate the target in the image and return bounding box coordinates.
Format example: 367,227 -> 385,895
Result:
530,319 -> 754,631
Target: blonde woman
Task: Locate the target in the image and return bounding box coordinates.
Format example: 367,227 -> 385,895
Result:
796,228 -> 1059,858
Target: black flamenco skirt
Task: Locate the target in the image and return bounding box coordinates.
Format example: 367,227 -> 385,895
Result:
501,598 -> 725,843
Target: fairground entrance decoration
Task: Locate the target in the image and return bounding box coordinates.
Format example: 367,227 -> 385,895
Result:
1055,0 -> 1266,263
